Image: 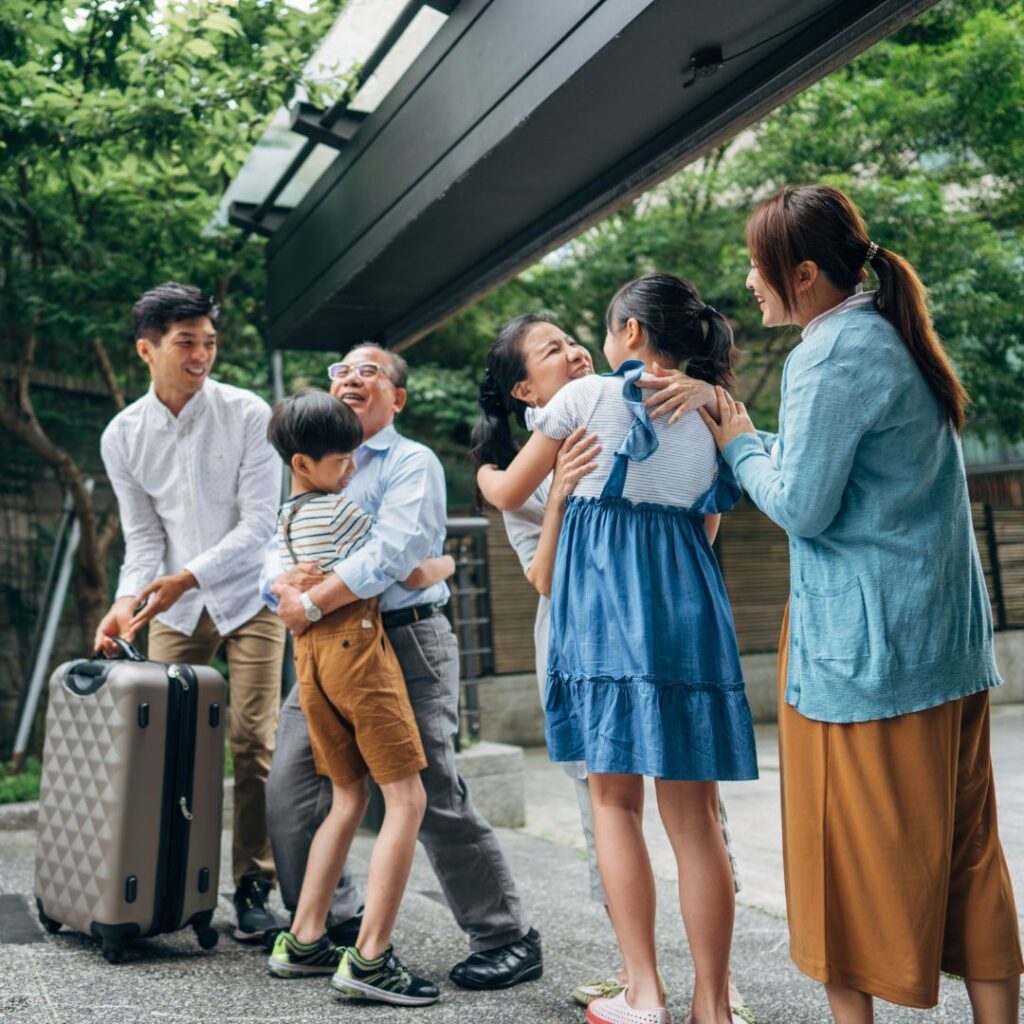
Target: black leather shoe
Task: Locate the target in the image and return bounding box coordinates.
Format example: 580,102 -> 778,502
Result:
448,928 -> 543,990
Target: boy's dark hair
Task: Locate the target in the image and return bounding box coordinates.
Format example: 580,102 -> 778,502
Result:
132,282 -> 219,344
268,387 -> 363,463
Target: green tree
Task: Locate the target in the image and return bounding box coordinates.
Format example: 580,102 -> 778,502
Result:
0,0 -> 346,631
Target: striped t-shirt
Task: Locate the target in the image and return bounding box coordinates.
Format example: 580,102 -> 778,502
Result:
275,491 -> 373,570
531,372 -> 718,508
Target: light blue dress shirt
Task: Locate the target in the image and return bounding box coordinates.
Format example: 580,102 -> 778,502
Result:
723,299 -> 1001,723
261,423 -> 449,613
334,424 -> 450,612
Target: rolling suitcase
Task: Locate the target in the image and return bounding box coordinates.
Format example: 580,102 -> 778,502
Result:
34,637 -> 226,962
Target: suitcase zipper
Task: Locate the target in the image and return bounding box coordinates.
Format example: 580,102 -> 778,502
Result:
153,665 -> 198,935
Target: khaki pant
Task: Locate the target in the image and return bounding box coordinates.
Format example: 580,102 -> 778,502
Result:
149,608 -> 285,887
294,599 -> 426,785
778,604 -> 1023,1008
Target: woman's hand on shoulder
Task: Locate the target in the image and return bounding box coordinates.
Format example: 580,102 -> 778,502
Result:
639,364 -> 716,424
551,426 -> 600,505
698,386 -> 756,451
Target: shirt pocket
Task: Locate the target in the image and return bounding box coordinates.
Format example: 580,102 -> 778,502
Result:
798,575 -> 868,663
205,450 -> 243,506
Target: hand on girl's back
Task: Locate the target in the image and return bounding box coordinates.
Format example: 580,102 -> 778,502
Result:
552,426 -> 600,500
698,386 -> 756,450
639,363 -> 717,424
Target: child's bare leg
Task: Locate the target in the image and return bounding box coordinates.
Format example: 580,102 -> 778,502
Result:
654,779 -> 733,1024
355,771 -> 427,959
291,778 -> 369,944
588,772 -> 662,1009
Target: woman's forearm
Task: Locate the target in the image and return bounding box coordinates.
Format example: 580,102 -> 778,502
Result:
525,490 -> 569,598
477,432 -> 562,510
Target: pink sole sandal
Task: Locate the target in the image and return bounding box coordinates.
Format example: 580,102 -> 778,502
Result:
587,990 -> 670,1024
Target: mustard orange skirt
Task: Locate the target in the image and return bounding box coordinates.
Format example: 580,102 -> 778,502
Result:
777,605 -> 1022,1007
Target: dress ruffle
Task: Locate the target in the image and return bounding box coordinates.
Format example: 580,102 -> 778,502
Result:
545,669 -> 758,781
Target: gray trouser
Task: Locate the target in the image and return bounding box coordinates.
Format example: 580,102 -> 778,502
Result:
266,614 -> 531,953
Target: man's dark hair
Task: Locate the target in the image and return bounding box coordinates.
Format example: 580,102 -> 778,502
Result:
132,282 -> 219,344
268,387 -> 363,463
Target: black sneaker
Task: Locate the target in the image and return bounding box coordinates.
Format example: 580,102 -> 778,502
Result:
448,927 -> 543,990
331,945 -> 440,1006
233,875 -> 278,942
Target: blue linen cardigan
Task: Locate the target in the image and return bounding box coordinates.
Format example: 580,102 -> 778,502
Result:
723,303 -> 1001,723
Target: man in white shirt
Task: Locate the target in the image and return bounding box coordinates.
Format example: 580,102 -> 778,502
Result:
94,282 -> 285,941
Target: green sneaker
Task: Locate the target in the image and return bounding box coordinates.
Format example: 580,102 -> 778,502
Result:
267,930 -> 342,977
331,945 -> 440,1006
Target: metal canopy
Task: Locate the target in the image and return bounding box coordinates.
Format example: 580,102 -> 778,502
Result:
250,0 -> 936,353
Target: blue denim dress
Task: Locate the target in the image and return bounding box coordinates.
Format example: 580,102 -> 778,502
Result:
544,362 -> 758,781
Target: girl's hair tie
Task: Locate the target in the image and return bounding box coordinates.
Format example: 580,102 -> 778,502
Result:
701,304 -> 719,320
865,240 -> 879,262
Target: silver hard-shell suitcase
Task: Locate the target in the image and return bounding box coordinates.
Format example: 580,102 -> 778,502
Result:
34,638 -> 226,962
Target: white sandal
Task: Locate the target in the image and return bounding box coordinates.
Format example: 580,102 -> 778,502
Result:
587,990 -> 670,1024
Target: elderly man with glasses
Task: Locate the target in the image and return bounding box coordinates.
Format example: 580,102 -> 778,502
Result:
263,344 -> 542,990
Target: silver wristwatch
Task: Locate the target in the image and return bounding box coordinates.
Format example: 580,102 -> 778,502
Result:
300,592 -> 323,623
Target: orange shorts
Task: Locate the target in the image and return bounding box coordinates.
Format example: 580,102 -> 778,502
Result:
293,599 -> 427,787
778,604 -> 1022,1007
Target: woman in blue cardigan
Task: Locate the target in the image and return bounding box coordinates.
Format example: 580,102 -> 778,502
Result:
700,185 -> 1022,1023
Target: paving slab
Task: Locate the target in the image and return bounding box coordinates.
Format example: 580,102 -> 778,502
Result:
1,706 -> 1022,1023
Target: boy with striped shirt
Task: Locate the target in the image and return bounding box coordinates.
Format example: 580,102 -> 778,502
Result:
264,387 -> 446,1006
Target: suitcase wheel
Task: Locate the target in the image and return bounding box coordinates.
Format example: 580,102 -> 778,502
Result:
102,941 -> 125,964
36,902 -> 61,934
192,912 -> 218,950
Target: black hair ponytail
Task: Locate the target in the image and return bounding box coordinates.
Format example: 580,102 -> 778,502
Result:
686,304 -> 735,389
469,313 -> 557,473
607,273 -> 735,388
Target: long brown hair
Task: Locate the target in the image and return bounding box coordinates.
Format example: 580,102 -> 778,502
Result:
746,185 -> 967,432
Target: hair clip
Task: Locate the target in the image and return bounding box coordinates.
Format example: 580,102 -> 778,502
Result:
865,240 -> 879,262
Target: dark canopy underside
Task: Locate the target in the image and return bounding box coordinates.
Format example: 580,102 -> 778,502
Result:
257,0 -> 936,352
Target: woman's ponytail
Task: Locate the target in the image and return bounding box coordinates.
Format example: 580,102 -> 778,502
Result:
469,372 -> 523,471
871,247 -> 967,432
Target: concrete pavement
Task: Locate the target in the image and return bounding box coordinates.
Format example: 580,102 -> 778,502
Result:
1,707 -> 1022,1023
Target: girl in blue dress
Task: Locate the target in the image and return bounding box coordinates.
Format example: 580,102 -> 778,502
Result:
478,273 -> 757,1024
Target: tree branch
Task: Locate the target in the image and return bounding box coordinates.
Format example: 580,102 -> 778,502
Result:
0,331 -> 104,588
91,336 -> 125,410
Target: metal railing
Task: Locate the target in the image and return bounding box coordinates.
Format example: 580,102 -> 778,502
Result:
443,517 -> 494,746
975,503 -> 1024,631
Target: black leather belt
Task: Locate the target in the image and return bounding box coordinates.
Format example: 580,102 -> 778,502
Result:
382,603 -> 438,630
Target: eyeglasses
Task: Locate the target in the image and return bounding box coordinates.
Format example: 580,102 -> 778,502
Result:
327,360 -> 392,382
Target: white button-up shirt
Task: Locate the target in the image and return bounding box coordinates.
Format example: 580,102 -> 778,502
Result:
101,378 -> 282,637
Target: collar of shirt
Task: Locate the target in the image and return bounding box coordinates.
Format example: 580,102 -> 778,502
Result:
143,379 -> 211,428
355,422 -> 398,468
802,288 -> 877,341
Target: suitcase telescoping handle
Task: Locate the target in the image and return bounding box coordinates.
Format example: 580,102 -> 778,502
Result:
100,637 -> 146,662
64,636 -> 146,695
